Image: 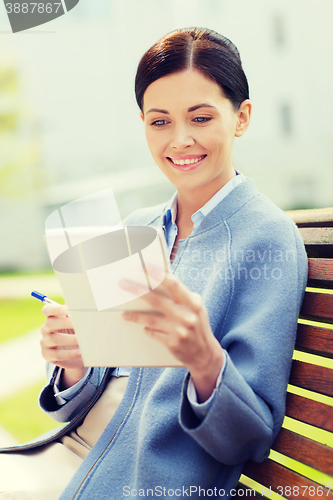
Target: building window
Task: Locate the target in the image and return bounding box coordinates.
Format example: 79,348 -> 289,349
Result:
280,104 -> 293,137
273,14 -> 286,47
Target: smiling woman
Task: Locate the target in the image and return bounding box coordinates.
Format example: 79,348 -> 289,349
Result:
0,28 -> 308,500
141,69 -> 251,209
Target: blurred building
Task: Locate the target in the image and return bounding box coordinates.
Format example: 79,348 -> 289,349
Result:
0,56 -> 46,270
0,0 -> 332,270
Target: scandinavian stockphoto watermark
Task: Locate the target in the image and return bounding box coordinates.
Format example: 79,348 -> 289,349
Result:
176,245 -> 296,284
3,0 -> 80,33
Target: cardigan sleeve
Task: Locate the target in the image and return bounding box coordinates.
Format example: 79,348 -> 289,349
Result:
179,220 -> 308,465
39,364 -> 106,423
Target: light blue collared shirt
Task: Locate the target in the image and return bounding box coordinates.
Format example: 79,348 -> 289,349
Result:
54,171 -> 245,416
163,171 -> 245,255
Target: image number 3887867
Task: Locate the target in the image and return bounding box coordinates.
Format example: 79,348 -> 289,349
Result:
3,0 -> 80,33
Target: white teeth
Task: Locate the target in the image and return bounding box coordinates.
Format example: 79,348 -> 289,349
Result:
171,156 -> 204,165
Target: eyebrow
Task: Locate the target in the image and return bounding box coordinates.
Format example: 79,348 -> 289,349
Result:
188,103 -> 215,112
146,103 -> 216,114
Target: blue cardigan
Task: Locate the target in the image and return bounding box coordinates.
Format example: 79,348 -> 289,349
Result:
2,178 -> 308,499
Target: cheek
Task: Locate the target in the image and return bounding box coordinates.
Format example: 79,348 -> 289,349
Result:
198,123 -> 226,147
203,131 -> 224,155
145,130 -> 168,156
209,122 -> 234,151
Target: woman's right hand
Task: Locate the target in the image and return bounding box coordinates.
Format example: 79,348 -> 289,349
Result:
41,303 -> 88,389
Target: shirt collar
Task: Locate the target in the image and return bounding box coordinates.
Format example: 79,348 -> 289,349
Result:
162,190 -> 178,230
162,170 -> 245,230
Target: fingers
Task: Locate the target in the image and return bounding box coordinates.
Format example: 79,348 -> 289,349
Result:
123,310 -> 170,333
120,271 -> 203,318
42,303 -> 68,319
121,266 -> 213,369
39,303 -> 85,370
123,309 -> 199,347
40,329 -> 83,367
161,274 -> 203,312
40,328 -> 78,348
41,315 -> 74,337
41,344 -> 83,368
40,340 -> 81,360
122,309 -> 185,357
40,328 -> 80,354
143,263 -> 204,312
142,326 -> 187,356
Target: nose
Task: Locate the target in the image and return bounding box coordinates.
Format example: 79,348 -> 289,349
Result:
170,125 -> 195,150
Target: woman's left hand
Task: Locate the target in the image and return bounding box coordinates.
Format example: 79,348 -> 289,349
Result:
120,266 -> 224,403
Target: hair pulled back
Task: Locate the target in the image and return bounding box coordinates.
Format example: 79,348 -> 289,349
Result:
135,27 -> 249,112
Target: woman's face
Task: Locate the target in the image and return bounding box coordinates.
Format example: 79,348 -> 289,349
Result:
141,69 -> 251,199
142,69 -> 251,201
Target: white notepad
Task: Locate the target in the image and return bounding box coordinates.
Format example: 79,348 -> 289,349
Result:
45,225 -> 183,368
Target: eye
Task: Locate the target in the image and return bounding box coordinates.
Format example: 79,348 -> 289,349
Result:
151,119 -> 168,127
194,117 -> 211,123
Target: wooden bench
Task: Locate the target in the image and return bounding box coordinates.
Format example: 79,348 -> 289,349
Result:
236,208 -> 333,499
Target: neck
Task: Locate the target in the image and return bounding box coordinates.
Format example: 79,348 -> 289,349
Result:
176,169 -> 236,227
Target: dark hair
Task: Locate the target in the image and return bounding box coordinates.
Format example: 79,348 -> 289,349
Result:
135,27 -> 249,112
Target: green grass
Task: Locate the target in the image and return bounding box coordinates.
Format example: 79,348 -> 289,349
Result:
0,268 -> 54,278
0,288 -> 65,443
0,380 -> 60,443
0,296 -> 64,344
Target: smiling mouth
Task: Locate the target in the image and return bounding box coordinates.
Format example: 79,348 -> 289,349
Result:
168,155 -> 206,166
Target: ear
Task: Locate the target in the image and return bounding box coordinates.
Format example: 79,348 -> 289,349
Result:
140,111 -> 144,122
235,99 -> 252,137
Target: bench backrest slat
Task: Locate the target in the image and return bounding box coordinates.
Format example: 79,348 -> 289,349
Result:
298,227 -> 333,244
284,208 -> 333,226
285,392 -> 333,432
289,360 -> 333,397
271,428 -> 333,477
308,258 -> 333,284
243,459 -> 333,499
296,323 -> 333,357
300,291 -> 333,324
297,227 -> 333,258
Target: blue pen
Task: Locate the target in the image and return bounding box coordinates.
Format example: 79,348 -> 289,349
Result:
31,291 -> 72,330
31,291 -> 61,305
